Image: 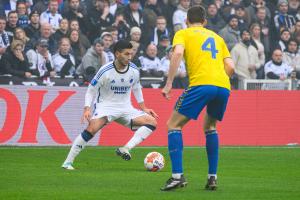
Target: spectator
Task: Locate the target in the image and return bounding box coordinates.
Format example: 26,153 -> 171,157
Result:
52,37 -> 76,77
157,34 -> 170,59
69,19 -> 91,50
130,40 -> 141,67
13,27 -> 31,52
274,0 -> 297,34
100,32 -> 114,63
89,0 -> 114,40
234,4 -> 250,31
1,39 -> 32,78
250,23 -> 265,78
109,0 -> 124,17
156,0 -> 176,33
30,22 -> 58,55
283,39 -> 300,79
161,45 -> 188,88
24,10 -> 40,40
69,29 -> 87,68
150,16 -> 170,46
246,0 -> 271,25
40,0 -> 63,33
62,0 -> 90,35
191,0 -> 207,7
16,1 -> 29,28
5,11 -> 18,38
220,0 -> 242,20
31,0 -> 49,14
76,38 -> 106,82
143,0 -> 163,41
219,14 -> 240,51
0,16 -> 10,60
53,18 -> 69,42
106,26 -> 118,44
139,43 -> 163,77
112,12 -> 130,40
264,48 -> 294,81
129,26 -> 144,58
288,0 -> 300,20
173,0 -> 190,33
292,20 -> 300,37
205,3 -> 226,33
26,38 -> 56,79
231,29 -> 260,82
123,0 -> 144,29
253,6 -> 271,58
276,28 -> 291,52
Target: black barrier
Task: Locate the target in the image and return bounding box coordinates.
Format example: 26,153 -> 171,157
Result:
0,75 -> 189,88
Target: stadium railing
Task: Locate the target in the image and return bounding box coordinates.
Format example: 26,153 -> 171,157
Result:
242,79 -> 299,90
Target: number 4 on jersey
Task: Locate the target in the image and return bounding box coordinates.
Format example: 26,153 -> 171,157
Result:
201,37 -> 218,59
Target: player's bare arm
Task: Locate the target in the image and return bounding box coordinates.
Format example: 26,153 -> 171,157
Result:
223,57 -> 235,77
81,106 -> 91,123
81,85 -> 97,123
138,102 -> 158,119
162,45 -> 184,100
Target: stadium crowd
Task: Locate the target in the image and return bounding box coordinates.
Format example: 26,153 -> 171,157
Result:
0,0 -> 299,89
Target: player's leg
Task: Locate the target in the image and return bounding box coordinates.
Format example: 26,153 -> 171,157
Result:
116,110 -> 157,161
161,86 -> 211,191
160,110 -> 190,191
203,114 -> 218,190
204,87 -> 230,190
62,117 -> 108,170
125,114 -> 157,149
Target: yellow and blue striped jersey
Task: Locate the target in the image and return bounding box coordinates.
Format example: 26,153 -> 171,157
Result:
173,26 -> 231,90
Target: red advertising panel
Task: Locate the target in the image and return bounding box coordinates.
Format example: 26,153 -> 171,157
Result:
1,86 -> 300,146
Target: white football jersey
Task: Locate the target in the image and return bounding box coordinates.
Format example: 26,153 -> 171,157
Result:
90,61 -> 141,107
264,61 -> 293,79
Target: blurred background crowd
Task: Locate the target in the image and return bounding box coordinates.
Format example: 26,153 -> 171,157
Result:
0,0 -> 299,89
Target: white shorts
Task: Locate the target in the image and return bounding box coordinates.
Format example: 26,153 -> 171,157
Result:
91,104 -> 146,129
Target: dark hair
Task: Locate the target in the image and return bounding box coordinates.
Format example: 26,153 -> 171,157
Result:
93,37 -> 104,46
0,16 -> 6,22
113,40 -> 133,54
8,10 -> 18,17
240,29 -> 250,37
187,6 -> 206,24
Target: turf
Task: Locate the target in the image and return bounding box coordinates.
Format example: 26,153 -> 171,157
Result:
0,147 -> 299,200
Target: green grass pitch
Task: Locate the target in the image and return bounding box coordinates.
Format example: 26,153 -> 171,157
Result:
0,147 -> 299,200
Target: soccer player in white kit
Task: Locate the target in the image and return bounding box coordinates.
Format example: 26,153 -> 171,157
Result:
62,40 -> 158,170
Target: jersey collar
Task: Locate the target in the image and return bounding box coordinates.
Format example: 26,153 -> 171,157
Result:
113,62 -> 129,74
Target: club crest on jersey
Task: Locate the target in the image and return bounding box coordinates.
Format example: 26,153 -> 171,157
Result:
121,78 -> 124,82
91,79 -> 98,86
130,79 -> 133,83
111,80 -> 115,84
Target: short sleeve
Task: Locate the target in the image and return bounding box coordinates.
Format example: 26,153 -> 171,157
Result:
172,30 -> 185,48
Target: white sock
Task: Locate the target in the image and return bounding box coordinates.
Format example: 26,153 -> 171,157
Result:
172,173 -> 183,179
208,174 -> 217,179
125,126 -> 153,150
64,134 -> 87,164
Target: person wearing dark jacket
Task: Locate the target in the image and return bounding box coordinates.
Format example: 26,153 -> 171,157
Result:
53,18 -> 69,43
24,10 -> 41,40
1,40 -> 33,78
88,0 -> 114,41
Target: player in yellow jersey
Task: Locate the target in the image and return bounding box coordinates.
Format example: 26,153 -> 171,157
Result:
160,6 -> 235,191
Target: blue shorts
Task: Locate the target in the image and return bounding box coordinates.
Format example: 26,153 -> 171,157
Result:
175,85 -> 230,121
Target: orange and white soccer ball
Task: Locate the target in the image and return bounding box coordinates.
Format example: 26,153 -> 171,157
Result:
144,152 -> 165,172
